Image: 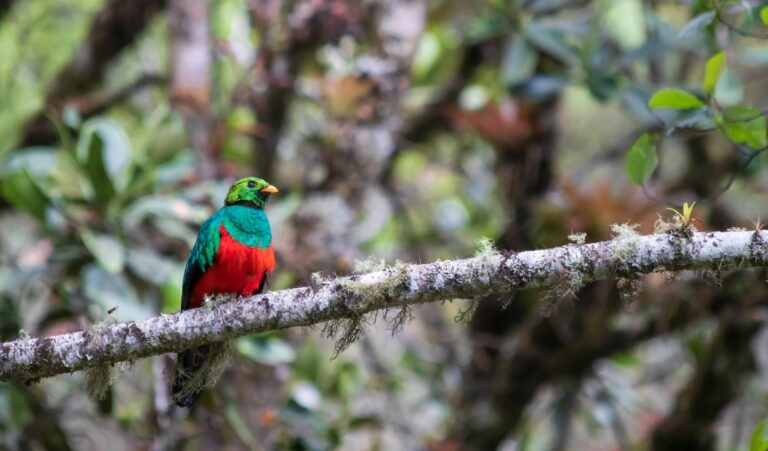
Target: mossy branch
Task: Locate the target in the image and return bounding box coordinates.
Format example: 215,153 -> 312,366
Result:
2,230 -> 768,382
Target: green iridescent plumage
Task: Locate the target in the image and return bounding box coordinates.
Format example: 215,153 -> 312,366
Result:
174,177 -> 278,408
225,176 -> 276,208
181,207 -> 273,305
180,177 -> 276,310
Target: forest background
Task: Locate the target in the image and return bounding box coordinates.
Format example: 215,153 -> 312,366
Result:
2,0 -> 768,450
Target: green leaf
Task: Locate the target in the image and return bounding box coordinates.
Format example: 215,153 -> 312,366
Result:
467,10 -> 511,41
126,248 -> 178,286
82,264 -> 151,321
162,274 -> 183,314
603,0 -> 646,49
610,350 -> 640,368
237,335 -> 296,365
290,381 -> 322,411
0,170 -> 50,220
675,108 -> 716,130
0,148 -> 58,220
0,147 -> 57,177
332,361 -> 361,397
738,147 -> 764,177
648,88 -> 705,109
751,416 -> 768,451
625,133 -> 659,185
77,118 -> 132,202
227,105 -> 255,130
678,11 -> 716,37
523,21 -> 578,66
62,105 -> 82,129
703,52 -> 726,96
761,6 -> 768,26
721,106 -> 767,149
587,72 -> 620,101
0,386 -> 32,429
224,404 -> 257,449
501,34 -> 537,87
413,31 -> 441,80
714,67 -> 744,107
81,230 -> 125,273
79,131 -> 115,204
684,327 -> 708,363
723,105 -> 764,122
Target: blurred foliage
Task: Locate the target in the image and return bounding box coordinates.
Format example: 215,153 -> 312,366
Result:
1,0 -> 768,450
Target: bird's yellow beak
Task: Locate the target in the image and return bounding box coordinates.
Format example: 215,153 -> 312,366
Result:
261,185 -> 279,194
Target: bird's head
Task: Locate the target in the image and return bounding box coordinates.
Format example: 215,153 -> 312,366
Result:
224,177 -> 278,209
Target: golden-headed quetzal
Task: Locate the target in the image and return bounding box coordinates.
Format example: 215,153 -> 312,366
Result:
172,177 -> 278,407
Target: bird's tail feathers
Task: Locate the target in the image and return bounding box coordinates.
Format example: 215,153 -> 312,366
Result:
172,340 -> 233,408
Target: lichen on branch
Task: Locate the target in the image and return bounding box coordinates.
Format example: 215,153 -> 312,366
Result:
1,230 -> 768,383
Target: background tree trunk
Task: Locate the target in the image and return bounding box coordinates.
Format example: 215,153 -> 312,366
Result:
169,0 -> 215,180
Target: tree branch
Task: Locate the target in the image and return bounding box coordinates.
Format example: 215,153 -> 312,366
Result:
2,230 -> 767,382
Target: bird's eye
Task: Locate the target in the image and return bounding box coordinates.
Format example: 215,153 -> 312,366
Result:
247,180 -> 256,188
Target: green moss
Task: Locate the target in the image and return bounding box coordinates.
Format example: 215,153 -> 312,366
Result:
339,260 -> 410,305
540,231 -> 603,315
454,299 -> 479,325
352,256 -> 387,274
617,277 -> 642,308
85,364 -> 113,400
311,271 -> 325,286
203,293 -> 237,309
654,213 -> 697,235
323,316 -> 364,359
84,317 -> 118,401
541,274 -> 580,316
568,232 -> 587,245
386,304 -> 414,335
611,223 -> 641,262
324,259 -> 415,357
475,236 -> 500,261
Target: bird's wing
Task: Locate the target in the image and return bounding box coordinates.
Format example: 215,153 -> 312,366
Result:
181,214 -> 221,311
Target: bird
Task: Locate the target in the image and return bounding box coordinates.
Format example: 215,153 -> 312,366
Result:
172,177 -> 278,407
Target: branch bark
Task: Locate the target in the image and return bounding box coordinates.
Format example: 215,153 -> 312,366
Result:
2,229 -> 768,382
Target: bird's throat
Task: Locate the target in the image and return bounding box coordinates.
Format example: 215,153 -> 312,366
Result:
231,200 -> 262,209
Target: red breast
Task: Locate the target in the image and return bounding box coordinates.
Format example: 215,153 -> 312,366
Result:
189,225 -> 275,308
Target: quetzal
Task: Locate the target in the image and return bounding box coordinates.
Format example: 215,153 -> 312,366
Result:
173,177 -> 278,407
